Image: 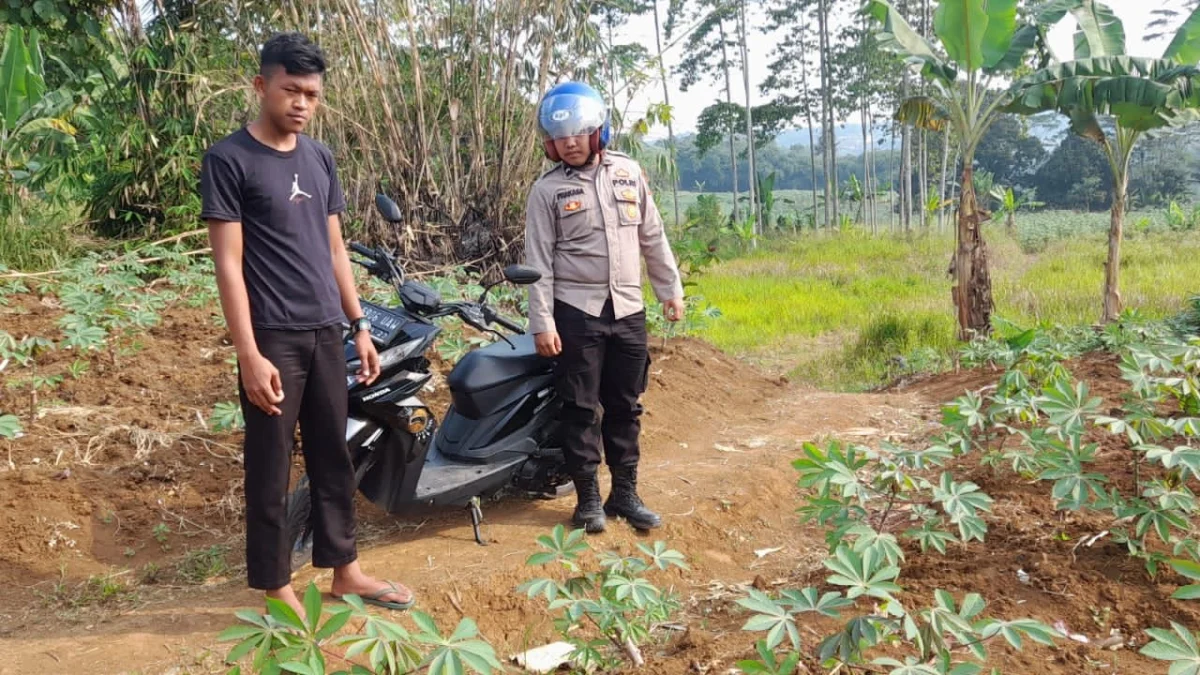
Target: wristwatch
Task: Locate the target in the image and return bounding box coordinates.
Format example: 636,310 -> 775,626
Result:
349,316 -> 372,335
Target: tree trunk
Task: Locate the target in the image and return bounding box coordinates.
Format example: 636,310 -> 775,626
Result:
718,20 -> 740,223
1102,172 -> 1128,322
738,0 -> 759,240
953,163 -> 995,341
1006,211 -> 1015,234
817,0 -> 833,229
937,131 -> 949,233
652,0 -> 681,228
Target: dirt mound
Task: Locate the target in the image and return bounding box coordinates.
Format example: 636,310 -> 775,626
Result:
0,297 -> 785,622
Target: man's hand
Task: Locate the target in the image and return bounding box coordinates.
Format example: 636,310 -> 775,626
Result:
535,330 -> 562,358
664,297 -> 686,322
355,332 -> 381,384
241,352 -> 284,416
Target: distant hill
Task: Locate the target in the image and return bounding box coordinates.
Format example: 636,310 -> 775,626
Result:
765,112 -> 1068,153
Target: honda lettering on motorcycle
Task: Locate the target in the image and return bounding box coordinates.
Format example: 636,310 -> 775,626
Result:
286,194 -> 571,570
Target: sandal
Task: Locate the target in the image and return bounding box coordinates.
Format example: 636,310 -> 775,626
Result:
337,580 -> 415,611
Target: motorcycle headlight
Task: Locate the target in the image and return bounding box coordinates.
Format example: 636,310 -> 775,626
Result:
347,338 -> 424,388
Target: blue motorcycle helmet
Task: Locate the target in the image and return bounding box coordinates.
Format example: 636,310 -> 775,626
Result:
537,81 -> 611,163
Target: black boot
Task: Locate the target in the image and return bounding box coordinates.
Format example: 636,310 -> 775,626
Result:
604,465 -> 661,530
571,472 -> 606,534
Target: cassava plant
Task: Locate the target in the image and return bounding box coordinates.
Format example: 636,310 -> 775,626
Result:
518,525 -> 687,670
217,581 -> 502,675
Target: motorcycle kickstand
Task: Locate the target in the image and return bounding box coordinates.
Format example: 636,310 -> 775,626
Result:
468,496 -> 488,546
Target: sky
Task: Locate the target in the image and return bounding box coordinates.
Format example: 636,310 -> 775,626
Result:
615,0 -> 1177,141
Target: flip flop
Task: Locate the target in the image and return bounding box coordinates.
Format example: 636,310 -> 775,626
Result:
340,580 -> 415,611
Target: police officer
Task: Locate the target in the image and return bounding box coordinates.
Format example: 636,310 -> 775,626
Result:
523,82 -> 686,534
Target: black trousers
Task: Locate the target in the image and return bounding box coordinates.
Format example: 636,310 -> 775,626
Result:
240,325 -> 358,590
554,300 -> 651,476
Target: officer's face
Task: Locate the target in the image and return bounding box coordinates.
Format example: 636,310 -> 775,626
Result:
553,134 -> 592,167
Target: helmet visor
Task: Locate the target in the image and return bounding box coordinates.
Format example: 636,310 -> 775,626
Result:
538,93 -> 608,140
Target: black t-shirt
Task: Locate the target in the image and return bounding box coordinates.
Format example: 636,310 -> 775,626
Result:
200,127 -> 347,330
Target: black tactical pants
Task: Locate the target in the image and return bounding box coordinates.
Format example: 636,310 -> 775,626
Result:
553,299 -> 651,476
240,325 -> 358,590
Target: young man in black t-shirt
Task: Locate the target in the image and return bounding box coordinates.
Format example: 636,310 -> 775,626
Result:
201,32 -> 413,616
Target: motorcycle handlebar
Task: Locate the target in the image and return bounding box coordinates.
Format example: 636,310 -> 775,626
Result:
491,314 -> 524,334
349,242 -> 375,259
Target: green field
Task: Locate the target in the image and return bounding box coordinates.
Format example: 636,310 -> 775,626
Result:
688,217 -> 1200,390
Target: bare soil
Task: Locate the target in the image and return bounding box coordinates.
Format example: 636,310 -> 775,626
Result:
0,295 -> 1192,674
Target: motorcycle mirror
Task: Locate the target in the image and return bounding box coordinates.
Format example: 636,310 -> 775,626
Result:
503,264 -> 542,286
374,194 -> 404,223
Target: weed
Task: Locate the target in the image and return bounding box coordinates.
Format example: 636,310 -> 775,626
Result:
39,571 -> 133,610
152,523 -> 171,551
176,545 -> 230,585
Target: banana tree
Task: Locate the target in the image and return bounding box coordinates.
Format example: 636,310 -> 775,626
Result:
867,0 -> 1043,341
0,26 -> 77,211
989,185 -> 1044,233
1005,0 -> 1200,322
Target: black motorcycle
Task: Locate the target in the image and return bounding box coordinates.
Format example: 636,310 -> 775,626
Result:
286,195 -> 570,569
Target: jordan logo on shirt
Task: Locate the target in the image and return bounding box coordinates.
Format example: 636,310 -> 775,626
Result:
289,174 -> 313,202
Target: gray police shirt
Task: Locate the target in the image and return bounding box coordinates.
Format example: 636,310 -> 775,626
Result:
200,128 -> 347,330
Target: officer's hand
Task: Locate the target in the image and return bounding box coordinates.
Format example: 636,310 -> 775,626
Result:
664,297 -> 686,323
535,330 -> 562,358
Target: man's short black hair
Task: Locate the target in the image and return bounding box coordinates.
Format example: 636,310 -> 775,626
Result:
260,32 -> 326,77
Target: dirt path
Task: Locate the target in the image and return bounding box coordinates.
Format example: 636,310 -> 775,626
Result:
0,330 -> 939,674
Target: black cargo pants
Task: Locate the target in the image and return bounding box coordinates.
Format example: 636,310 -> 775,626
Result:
239,324 -> 358,590
553,299 -> 651,476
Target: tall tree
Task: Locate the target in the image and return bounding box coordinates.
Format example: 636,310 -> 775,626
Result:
654,0 -> 685,227
678,0 -> 743,222
869,0 -> 1043,340
760,0 -> 820,229
1006,0 -> 1200,321
737,0 -> 760,236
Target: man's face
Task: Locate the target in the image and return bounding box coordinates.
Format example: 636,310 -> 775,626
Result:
552,134 -> 592,167
255,69 -> 323,134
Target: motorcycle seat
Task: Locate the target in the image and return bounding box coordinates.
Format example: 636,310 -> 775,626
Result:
447,335 -> 553,419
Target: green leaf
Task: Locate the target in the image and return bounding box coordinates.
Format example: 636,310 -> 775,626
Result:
1173,559 -> 1200,581
934,0 -> 989,71
525,552 -> 558,567
980,0 -> 1019,69
867,0 -> 957,84
316,609 -> 352,641
1173,584 -> 1200,601
1141,622 -> 1200,671
265,597 -> 306,632
303,583 -> 322,634
0,413 -> 22,440
1068,0 -> 1126,59
225,635 -> 264,665
1164,4 -> 1200,65
280,663 -> 315,675
1005,57 -> 1200,134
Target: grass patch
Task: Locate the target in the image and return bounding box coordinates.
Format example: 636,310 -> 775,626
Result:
691,222 -> 1200,390
174,544 -> 231,585
0,200 -> 85,272
38,570 -> 135,611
